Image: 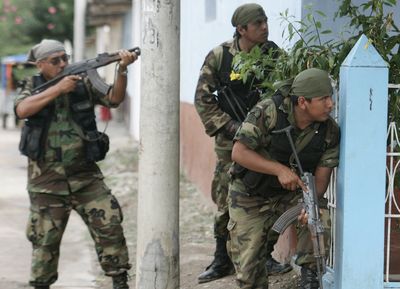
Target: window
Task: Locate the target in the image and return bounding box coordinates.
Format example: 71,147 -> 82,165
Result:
205,0 -> 216,22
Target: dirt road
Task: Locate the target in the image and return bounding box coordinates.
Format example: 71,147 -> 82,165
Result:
0,121 -> 299,288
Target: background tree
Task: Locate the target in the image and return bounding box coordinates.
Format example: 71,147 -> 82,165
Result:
21,0 -> 73,44
0,0 -> 73,57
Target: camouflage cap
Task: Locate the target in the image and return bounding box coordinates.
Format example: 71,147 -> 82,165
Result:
231,3 -> 267,27
290,68 -> 333,99
27,39 -> 65,62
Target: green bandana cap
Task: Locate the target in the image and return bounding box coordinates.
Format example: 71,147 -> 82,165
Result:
27,39 -> 65,62
290,68 -> 333,99
231,3 -> 267,27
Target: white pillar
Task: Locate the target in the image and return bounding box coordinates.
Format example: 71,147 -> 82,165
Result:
131,0 -> 142,140
73,0 -> 87,62
136,1 -> 180,288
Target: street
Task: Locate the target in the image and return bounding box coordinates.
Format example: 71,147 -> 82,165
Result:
0,123 -> 97,288
0,118 -> 298,289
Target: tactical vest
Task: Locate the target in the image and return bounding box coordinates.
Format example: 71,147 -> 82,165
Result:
219,46 -> 254,100
19,75 -> 108,162
216,46 -> 260,121
269,93 -> 327,173
231,93 -> 328,197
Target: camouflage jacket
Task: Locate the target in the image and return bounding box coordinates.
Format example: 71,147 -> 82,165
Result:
194,37 -> 278,157
15,75 -> 117,195
231,96 -> 340,194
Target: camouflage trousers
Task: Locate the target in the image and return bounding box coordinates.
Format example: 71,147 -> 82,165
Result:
227,186 -> 331,289
26,180 -> 131,287
211,155 -> 231,239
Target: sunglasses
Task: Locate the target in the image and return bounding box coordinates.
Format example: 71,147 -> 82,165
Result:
46,54 -> 70,65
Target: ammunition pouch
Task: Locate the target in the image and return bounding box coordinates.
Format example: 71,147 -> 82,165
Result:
231,162 -> 285,198
70,82 -> 110,163
84,131 -> 109,162
18,75 -> 53,161
19,123 -> 45,161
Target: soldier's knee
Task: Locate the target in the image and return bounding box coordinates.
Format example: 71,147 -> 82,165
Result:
26,209 -> 64,246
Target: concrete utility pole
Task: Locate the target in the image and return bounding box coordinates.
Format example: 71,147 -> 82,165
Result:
136,0 -> 180,289
73,0 -> 87,62
131,0 -> 142,140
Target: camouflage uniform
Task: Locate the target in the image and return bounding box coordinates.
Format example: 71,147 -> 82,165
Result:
194,37 -> 278,240
15,76 -> 131,287
227,96 -> 339,288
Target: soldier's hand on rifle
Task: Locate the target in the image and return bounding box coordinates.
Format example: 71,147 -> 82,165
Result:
56,75 -> 81,94
276,165 -> 306,191
298,208 -> 324,226
118,49 -> 138,69
298,208 -> 308,226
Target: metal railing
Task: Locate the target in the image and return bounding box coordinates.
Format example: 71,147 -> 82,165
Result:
326,169 -> 337,269
325,84 -> 339,269
385,121 -> 400,283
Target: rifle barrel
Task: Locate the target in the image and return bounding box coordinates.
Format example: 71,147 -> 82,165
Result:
32,47 -> 141,94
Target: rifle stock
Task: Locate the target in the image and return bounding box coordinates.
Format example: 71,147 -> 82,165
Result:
33,47 -> 141,94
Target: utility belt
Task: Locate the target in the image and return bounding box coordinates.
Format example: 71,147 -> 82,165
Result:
230,162 -> 289,198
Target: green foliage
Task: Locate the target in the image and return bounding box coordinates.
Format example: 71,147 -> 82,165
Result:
0,0 -> 33,56
20,0 -> 74,44
232,0 -> 400,122
336,0 -> 400,122
0,0 -> 73,57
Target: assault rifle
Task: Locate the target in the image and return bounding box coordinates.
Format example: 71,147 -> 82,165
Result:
32,47 -> 141,95
216,86 -> 260,122
271,125 -> 326,289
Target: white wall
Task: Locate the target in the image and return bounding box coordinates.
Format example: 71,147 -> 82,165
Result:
180,0 -> 301,104
129,1 -> 301,139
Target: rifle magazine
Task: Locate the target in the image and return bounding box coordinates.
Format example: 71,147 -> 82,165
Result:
272,203 -> 303,234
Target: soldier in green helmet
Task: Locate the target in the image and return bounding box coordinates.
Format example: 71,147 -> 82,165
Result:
228,68 -> 340,289
194,2 -> 292,284
14,39 -> 138,289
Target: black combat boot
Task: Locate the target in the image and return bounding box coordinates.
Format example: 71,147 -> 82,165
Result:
298,266 -> 320,289
112,272 -> 129,289
265,257 -> 293,275
197,236 -> 235,283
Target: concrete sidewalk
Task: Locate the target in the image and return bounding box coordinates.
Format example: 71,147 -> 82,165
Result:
0,125 -> 97,288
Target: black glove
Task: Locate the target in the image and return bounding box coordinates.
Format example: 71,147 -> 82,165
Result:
222,120 -> 240,140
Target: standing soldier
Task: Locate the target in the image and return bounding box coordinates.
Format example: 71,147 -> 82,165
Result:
14,39 -> 138,289
228,68 -> 340,288
194,3 -> 291,284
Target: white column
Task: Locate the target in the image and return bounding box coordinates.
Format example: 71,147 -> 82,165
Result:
73,0 -> 87,62
131,0 -> 142,140
136,1 -> 180,288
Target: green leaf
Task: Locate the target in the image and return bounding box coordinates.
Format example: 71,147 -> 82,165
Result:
316,10 -> 327,17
